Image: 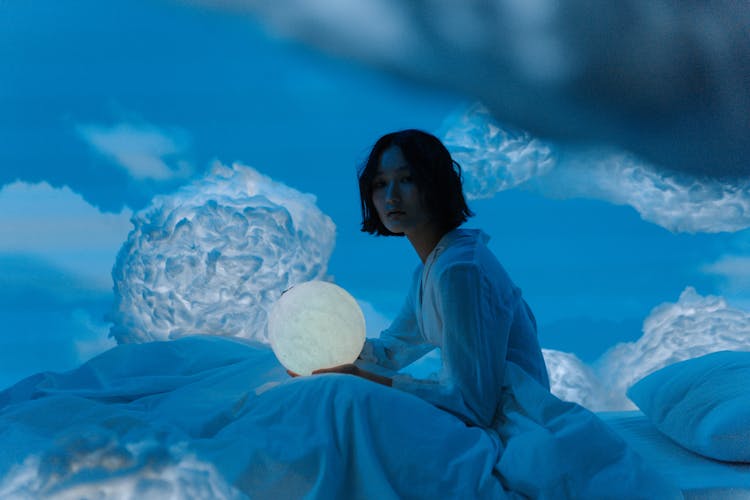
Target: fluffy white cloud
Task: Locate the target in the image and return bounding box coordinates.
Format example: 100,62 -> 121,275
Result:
77,122 -> 193,180
186,0 -> 750,179
110,162 -> 337,344
0,181 -> 132,289
442,104 -> 750,233
544,287 -> 750,410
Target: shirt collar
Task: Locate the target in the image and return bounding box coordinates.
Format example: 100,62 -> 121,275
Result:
435,227 -> 489,251
424,227 -> 489,267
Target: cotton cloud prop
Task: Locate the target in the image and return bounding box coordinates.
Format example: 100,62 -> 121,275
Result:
441,103 -> 556,197
541,349 -> 603,410
443,103 -> 750,234
110,162 -> 336,344
186,0 -> 750,179
544,287 -> 750,410
268,281 -> 365,375
598,287 -> 750,410
0,441 -> 241,499
536,150 -> 750,234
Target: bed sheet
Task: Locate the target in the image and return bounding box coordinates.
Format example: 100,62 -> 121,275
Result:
0,336 -> 679,498
599,411 -> 750,499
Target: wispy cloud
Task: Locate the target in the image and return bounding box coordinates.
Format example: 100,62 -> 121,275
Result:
0,182 -> 130,387
0,181 -> 133,289
702,255 -> 750,291
77,122 -> 193,180
442,103 -> 750,234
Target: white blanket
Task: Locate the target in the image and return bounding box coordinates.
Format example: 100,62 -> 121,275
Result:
0,336 -> 680,499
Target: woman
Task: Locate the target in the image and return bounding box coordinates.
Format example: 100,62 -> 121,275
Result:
310,130 -> 679,499
314,129 -> 548,428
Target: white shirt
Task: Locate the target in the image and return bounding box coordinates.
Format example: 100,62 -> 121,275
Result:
358,228 -> 549,428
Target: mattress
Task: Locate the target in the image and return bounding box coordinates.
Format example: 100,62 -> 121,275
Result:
598,411 -> 750,499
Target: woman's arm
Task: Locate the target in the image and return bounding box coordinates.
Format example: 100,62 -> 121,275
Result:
390,263 -> 514,427
358,267 -> 434,371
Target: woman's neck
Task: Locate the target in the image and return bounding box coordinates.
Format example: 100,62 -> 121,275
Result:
407,224 -> 448,263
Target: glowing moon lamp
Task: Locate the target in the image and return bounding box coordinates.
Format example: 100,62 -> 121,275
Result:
268,281 -> 366,376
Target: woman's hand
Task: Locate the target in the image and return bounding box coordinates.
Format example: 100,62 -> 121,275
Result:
286,364 -> 359,377
317,364 -> 393,387
312,364 -> 360,376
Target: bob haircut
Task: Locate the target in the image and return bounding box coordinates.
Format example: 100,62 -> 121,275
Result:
358,129 -> 474,236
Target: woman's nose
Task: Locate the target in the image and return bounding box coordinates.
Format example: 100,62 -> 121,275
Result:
385,181 -> 400,202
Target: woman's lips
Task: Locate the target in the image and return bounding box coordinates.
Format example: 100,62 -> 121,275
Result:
387,210 -> 405,218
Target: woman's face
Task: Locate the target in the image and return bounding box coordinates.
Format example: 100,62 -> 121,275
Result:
371,145 -> 433,236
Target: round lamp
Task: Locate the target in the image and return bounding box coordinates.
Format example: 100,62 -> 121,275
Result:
268,281 -> 366,375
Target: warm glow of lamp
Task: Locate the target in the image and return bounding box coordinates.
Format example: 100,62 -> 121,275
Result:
268,281 -> 366,375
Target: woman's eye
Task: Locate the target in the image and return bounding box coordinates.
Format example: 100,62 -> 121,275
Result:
372,180 -> 386,189
401,176 -> 413,183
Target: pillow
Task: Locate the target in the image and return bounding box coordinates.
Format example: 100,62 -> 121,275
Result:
627,350 -> 750,463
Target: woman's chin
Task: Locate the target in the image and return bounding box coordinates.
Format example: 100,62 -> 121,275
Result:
385,223 -> 407,235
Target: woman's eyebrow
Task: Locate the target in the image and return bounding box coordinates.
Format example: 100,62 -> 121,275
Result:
374,166 -> 411,175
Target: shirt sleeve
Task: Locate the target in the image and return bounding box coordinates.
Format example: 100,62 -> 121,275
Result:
356,268 -> 435,372
391,263 -> 514,428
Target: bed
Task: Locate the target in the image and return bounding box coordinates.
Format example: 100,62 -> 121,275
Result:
0,336 -> 746,498
600,411 -> 750,499
600,350 -> 750,500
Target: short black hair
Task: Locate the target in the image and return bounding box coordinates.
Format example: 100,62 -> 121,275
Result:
358,129 -> 474,236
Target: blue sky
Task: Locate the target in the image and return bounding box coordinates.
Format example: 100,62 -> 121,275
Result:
1,0 -> 748,388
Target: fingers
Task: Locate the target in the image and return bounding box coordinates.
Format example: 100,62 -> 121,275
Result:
312,364 -> 357,376
289,365 -> 358,377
